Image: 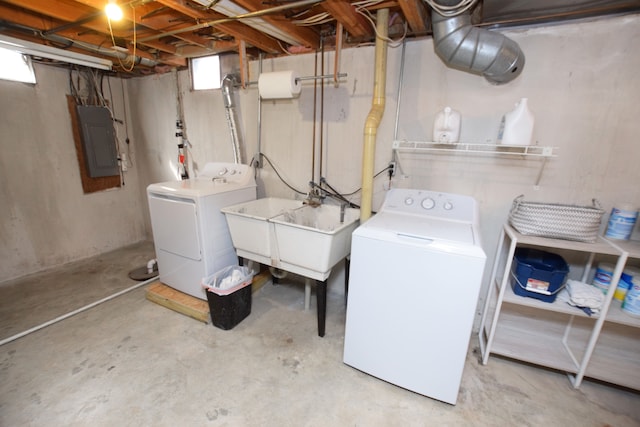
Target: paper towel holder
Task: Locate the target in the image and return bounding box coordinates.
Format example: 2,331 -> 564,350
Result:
246,72 -> 348,88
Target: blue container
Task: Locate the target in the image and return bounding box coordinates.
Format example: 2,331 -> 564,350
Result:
511,248 -> 569,303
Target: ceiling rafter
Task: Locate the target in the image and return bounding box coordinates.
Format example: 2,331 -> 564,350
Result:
321,0 -> 374,40
1,0 -> 637,75
231,0 -> 321,49
156,0 -> 282,54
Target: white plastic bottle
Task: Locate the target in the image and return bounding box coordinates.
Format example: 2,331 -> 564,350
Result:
433,106 -> 461,144
498,98 -> 534,146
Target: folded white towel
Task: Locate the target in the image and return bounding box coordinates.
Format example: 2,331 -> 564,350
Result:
566,279 -> 604,312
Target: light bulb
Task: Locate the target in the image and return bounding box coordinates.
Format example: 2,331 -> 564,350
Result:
105,1 -> 123,21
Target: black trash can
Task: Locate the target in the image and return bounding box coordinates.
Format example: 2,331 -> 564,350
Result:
202,266 -> 253,330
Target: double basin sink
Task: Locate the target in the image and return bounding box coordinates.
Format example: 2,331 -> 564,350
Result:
221,197 -> 360,282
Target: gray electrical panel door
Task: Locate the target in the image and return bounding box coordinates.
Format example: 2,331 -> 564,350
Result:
76,105 -> 119,178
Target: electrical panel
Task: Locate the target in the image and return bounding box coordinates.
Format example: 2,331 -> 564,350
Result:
76,105 -> 119,178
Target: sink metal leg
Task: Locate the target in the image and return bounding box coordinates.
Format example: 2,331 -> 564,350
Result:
345,257 -> 350,305
316,280 -> 327,337
304,278 -> 312,311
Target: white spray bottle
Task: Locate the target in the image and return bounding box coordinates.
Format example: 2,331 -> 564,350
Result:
498,98 -> 534,146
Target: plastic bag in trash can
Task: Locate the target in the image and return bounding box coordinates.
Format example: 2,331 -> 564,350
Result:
202,265 -> 254,292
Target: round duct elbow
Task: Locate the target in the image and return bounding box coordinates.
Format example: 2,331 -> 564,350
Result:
221,73 -> 239,108
431,11 -> 524,84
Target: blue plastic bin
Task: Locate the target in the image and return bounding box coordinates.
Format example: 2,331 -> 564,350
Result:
511,248 -> 569,303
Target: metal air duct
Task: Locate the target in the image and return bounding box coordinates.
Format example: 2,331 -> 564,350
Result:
221,73 -> 244,164
430,4 -> 525,84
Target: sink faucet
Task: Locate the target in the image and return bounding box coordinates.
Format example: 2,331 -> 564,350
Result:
340,203 -> 346,223
304,182 -> 323,207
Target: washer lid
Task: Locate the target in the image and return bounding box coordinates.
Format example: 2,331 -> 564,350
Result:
358,211 -> 476,245
147,178 -> 256,198
147,162 -> 256,197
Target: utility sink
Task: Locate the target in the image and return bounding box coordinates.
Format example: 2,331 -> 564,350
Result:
221,197 -> 360,281
270,204 -> 360,279
221,197 -> 304,261
221,197 -> 360,338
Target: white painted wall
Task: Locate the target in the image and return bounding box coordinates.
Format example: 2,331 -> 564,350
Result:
130,14 -> 640,307
3,13 -> 639,310
0,64 -> 147,283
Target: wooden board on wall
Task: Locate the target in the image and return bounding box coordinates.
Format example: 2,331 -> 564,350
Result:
67,95 -> 120,193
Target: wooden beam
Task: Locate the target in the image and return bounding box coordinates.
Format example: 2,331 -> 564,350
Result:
1,0 -> 182,57
398,0 -> 429,35
146,281 -> 210,323
74,0 -> 215,49
322,0 -> 373,40
156,0 -> 282,54
232,0 -> 321,49
0,4 -> 174,67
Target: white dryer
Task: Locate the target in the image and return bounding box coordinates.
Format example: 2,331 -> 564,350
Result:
147,162 -> 256,300
343,188 -> 486,405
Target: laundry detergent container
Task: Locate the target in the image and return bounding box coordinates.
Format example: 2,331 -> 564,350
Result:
511,248 -> 569,303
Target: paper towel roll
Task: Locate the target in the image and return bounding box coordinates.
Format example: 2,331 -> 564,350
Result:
258,70 -> 301,99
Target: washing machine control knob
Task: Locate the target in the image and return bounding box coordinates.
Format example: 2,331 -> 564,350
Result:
421,198 -> 435,210
443,201 -> 453,210
404,197 -> 414,206
218,167 -> 228,176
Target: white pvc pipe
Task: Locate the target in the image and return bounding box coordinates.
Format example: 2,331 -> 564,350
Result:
146,258 -> 158,274
0,275 -> 158,347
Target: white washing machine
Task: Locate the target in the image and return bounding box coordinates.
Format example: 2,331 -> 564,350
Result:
147,162 -> 256,300
343,188 -> 486,405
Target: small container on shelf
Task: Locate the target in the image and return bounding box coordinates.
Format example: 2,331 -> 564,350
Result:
511,248 -> 569,303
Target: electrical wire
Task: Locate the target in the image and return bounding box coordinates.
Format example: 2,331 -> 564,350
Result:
322,166 -> 390,197
355,5 -> 408,47
260,153 -> 307,195
423,0 -> 477,17
107,4 -> 137,72
260,152 -> 392,203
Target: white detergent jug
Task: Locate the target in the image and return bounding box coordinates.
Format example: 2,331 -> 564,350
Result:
498,98 -> 534,146
433,107 -> 461,143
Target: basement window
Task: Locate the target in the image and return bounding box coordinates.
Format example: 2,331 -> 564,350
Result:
0,47 -> 36,84
191,55 -> 221,90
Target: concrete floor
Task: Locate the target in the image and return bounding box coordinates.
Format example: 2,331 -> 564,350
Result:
0,241 -> 638,426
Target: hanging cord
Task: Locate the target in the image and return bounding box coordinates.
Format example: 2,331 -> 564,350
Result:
104,73 -> 126,185
107,3 -> 137,72
118,78 -> 132,171
174,69 -> 191,179
355,4 -> 407,47
260,153 -> 392,206
260,153 -> 307,195
119,78 -> 130,146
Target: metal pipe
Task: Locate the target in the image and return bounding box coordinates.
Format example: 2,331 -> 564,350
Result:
360,9 -> 389,222
319,36 -> 325,185
393,38 -> 406,141
311,48 -> 319,185
256,54 -> 263,168
222,73 -> 243,164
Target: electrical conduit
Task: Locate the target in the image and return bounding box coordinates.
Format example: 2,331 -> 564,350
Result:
360,8 -> 389,222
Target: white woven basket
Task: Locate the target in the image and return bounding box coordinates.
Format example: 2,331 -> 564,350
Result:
508,195 -> 605,243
